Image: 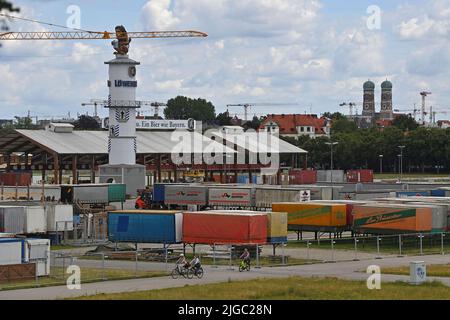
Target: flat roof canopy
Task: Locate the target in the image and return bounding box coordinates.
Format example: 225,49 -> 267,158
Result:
0,130 -> 235,155
0,129 -> 305,156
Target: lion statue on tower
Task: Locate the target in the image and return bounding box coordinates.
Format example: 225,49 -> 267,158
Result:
112,25 -> 131,55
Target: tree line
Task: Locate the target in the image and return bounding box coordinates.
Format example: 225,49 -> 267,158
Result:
283,114 -> 450,174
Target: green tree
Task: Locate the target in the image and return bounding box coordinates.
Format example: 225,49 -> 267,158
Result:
14,116 -> 36,129
74,115 -> 100,130
392,114 -> 419,131
164,96 -> 216,122
331,118 -> 357,133
245,115 -> 263,131
323,112 -> 346,120
216,111 -> 232,126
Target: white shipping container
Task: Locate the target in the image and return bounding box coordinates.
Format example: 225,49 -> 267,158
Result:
175,213 -> 183,243
24,238 -> 50,276
255,187 -> 310,208
208,187 -> 255,207
0,206 -> 25,234
0,238 -> 23,266
24,207 -> 47,234
46,204 -> 74,232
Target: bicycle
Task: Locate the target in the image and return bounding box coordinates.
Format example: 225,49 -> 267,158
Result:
190,265 -> 204,279
171,265 -> 194,279
239,259 -> 251,272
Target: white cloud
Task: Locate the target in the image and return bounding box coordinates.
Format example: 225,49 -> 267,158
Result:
141,0 -> 181,30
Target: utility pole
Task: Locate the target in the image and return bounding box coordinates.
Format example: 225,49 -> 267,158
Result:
325,142 -> 339,183
398,146 -> 405,182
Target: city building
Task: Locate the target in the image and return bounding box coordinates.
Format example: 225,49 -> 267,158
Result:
259,114 -> 331,139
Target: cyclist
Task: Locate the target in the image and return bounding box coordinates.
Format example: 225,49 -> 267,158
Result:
240,248 -> 250,267
190,255 -> 201,272
176,254 -> 189,272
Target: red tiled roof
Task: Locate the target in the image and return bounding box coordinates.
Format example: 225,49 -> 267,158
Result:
259,114 -> 328,135
376,119 -> 393,127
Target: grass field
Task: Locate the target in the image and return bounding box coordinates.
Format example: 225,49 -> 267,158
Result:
383,264 -> 450,278
74,276 -> 450,300
0,267 -> 167,291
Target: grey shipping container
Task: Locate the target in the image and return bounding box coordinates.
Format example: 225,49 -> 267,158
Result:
208,187 -> 256,207
255,187 -> 310,208
61,184 -> 109,204
164,185 -> 208,206
317,170 -> 345,183
286,185 -> 338,200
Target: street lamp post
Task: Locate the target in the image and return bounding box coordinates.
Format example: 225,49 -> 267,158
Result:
325,142 -> 339,184
398,146 -> 405,182
379,155 -> 383,174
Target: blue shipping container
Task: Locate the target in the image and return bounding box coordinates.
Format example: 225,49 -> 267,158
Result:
152,184 -> 166,203
267,236 -> 288,244
108,211 -> 182,244
431,189 -> 446,197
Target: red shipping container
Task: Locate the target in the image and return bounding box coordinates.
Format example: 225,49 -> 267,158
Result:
182,211 -> 268,244
346,170 -> 373,183
289,169 -> 317,185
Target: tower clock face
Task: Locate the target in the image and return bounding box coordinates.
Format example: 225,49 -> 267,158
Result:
364,104 -> 370,110
382,104 -> 387,110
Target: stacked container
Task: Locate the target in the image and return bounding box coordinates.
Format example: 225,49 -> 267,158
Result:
108,210 -> 183,244
182,211 -> 267,244
272,202 -> 347,227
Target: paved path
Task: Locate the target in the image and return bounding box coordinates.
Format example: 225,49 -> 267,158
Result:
1,254 -> 449,300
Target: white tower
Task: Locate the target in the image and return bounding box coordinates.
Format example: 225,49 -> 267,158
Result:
98,51 -> 146,195
106,55 -> 139,165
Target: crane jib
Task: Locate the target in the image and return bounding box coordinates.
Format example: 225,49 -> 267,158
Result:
0,31 -> 208,40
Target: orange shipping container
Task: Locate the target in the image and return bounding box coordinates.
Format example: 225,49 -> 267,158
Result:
182,211 -> 267,244
352,205 -> 433,232
272,203 -> 347,227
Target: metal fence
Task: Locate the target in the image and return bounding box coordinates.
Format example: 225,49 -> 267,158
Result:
290,232 -> 450,263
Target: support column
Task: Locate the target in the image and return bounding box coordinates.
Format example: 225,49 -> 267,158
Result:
53,154 -> 59,185
41,152 -> 47,184
72,155 -> 78,185
157,154 -> 162,183
6,154 -> 11,173
59,159 -> 63,185
90,155 -> 96,183
249,169 -> 253,184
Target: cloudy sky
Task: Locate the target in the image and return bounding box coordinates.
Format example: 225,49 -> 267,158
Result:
0,0 -> 449,120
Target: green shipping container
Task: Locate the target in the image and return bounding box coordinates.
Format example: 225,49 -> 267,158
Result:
108,184 -> 126,202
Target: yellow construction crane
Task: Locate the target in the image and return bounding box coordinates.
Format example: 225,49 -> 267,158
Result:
0,13 -> 207,51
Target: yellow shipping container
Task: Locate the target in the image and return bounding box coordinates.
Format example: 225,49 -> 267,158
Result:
272,203 -> 347,227
267,212 -> 288,238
